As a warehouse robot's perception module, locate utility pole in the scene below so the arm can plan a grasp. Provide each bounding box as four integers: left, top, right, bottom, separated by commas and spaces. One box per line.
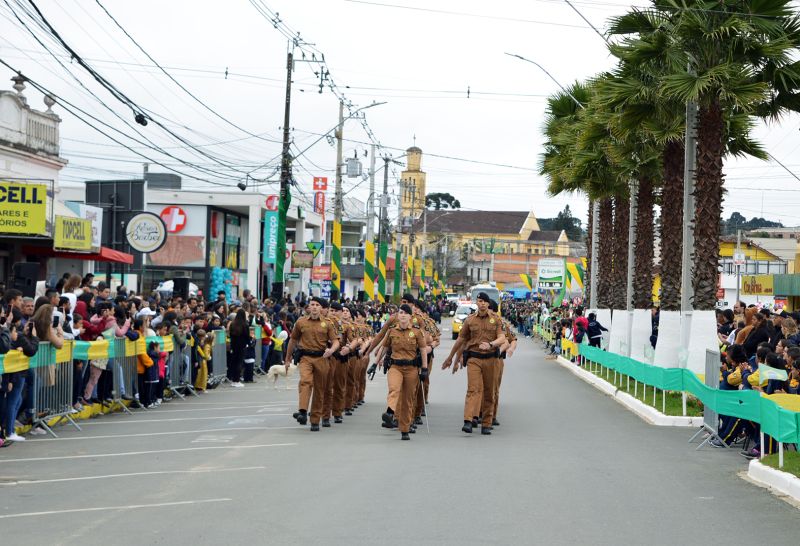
331, 100, 344, 300
366, 144, 376, 241
735, 229, 742, 304
273, 48, 293, 300
334, 100, 344, 222
377, 155, 390, 301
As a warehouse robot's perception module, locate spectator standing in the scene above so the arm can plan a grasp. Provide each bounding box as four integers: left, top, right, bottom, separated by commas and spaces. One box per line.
228, 309, 250, 387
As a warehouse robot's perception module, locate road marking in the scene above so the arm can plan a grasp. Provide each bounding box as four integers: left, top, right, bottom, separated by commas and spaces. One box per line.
21, 426, 303, 442
125, 404, 289, 414
227, 417, 268, 425
0, 467, 265, 486
0, 498, 232, 519
0, 443, 297, 463
79, 413, 292, 425
191, 434, 236, 443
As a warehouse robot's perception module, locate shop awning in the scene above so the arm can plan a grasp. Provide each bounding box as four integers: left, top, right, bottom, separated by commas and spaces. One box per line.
22, 245, 134, 264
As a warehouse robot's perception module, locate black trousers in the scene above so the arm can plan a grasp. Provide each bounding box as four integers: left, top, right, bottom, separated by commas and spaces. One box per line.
228, 346, 244, 382
138, 375, 152, 407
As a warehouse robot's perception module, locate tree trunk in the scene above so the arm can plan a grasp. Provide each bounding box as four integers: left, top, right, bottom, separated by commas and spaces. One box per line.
611, 194, 629, 309
597, 198, 614, 308
586, 200, 593, 305
659, 140, 685, 311
634, 177, 654, 309
693, 98, 724, 311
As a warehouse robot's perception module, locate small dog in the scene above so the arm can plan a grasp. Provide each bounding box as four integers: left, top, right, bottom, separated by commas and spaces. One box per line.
267, 363, 297, 389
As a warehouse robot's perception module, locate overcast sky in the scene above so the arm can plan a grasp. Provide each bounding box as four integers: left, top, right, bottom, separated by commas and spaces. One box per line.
2, 0, 799, 228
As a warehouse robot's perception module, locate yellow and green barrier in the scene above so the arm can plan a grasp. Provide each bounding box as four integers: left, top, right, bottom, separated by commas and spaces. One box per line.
0, 335, 175, 374
578, 344, 800, 444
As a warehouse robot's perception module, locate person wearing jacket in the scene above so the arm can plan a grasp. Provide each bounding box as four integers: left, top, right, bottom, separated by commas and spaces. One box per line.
134, 319, 155, 408
2, 319, 38, 442
586, 313, 608, 348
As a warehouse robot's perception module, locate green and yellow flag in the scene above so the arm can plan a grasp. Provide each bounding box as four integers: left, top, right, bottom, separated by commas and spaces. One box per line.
363, 240, 375, 300
519, 273, 533, 291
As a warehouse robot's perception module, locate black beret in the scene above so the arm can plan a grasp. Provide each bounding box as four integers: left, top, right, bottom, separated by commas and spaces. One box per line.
402, 293, 415, 303
477, 292, 491, 303
399, 304, 413, 315
331, 302, 343, 311
311, 297, 326, 306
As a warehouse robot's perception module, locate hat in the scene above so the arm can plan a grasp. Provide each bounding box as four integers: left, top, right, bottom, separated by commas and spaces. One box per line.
401, 293, 415, 303
311, 297, 326, 306
477, 292, 491, 303
399, 304, 413, 315
331, 302, 343, 311
136, 308, 157, 317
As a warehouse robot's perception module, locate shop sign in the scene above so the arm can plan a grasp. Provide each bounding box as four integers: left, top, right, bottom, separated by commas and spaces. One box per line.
0, 181, 48, 235
125, 212, 167, 253
314, 192, 325, 214
286, 272, 300, 280
741, 274, 773, 296
54, 216, 92, 251
160, 206, 187, 233
538, 258, 565, 289
263, 208, 279, 265
313, 177, 328, 191
312, 265, 331, 281
291, 250, 314, 269
265, 194, 279, 212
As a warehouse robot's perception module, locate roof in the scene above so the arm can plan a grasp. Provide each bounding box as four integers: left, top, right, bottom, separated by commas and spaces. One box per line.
527, 230, 563, 242
412, 210, 530, 234
407, 146, 422, 153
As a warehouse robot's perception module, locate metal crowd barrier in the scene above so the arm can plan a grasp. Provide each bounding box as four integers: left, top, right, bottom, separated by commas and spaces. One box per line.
168, 339, 198, 399
111, 337, 139, 414
211, 329, 229, 384
30, 341, 81, 438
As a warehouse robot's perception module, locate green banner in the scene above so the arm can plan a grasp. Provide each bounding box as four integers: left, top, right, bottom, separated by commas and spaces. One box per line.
578, 345, 800, 443
394, 249, 402, 300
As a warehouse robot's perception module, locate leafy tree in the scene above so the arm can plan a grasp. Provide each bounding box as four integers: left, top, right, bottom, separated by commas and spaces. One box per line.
538, 205, 585, 241
425, 192, 461, 210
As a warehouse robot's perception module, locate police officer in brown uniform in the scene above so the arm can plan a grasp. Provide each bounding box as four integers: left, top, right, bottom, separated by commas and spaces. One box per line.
442, 292, 506, 435
332, 306, 358, 423
354, 308, 372, 406
381, 304, 429, 440
486, 299, 516, 427
322, 302, 346, 427
284, 297, 339, 431
365, 293, 417, 355
412, 300, 439, 424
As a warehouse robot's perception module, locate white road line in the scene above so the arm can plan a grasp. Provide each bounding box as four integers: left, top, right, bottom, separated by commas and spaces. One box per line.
23, 425, 302, 442
0, 498, 232, 519
0, 443, 297, 463
79, 413, 291, 425
1, 466, 266, 486
121, 404, 288, 414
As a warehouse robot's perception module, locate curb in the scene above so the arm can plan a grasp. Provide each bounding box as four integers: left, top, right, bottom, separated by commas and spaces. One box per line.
554, 355, 702, 427
748, 459, 800, 505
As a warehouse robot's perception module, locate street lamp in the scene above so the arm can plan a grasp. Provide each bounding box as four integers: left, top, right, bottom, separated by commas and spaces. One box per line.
505, 52, 600, 312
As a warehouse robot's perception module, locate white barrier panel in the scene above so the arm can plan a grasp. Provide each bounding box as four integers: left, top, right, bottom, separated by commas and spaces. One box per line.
629, 309, 654, 363
608, 309, 630, 355
653, 310, 682, 368
685, 310, 719, 376
588, 308, 612, 349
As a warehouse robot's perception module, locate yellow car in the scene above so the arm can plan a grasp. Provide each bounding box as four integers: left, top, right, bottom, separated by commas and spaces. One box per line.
451, 302, 477, 340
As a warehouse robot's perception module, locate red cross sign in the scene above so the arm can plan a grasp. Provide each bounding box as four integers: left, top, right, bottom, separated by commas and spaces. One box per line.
160, 206, 187, 233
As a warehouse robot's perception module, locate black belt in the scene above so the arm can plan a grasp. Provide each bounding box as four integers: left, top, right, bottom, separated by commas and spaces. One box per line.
334, 352, 349, 361
298, 349, 325, 357
390, 358, 417, 367
465, 350, 499, 360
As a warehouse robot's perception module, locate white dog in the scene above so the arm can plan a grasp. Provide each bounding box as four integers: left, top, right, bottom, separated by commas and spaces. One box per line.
267, 363, 297, 389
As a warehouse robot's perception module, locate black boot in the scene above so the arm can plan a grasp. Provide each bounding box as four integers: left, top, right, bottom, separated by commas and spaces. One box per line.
322, 419, 331, 427
481, 426, 492, 435
462, 421, 473, 434
471, 417, 479, 428
310, 423, 320, 431
382, 409, 395, 427
492, 418, 500, 426
414, 416, 423, 425
345, 409, 353, 416
401, 432, 410, 440
334, 416, 343, 424
296, 411, 308, 425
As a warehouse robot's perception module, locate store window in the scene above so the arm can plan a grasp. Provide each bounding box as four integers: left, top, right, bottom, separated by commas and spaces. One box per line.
224, 214, 240, 269
209, 210, 224, 268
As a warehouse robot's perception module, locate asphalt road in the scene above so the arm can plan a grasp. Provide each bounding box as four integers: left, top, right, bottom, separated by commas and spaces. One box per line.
1, 319, 797, 545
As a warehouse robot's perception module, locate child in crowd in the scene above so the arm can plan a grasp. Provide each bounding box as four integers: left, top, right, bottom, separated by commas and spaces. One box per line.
143, 341, 160, 408
154, 324, 169, 405
194, 330, 209, 392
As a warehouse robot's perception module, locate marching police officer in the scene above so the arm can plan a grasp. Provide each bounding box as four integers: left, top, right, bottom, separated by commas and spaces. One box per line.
381, 304, 429, 440
284, 297, 339, 431
442, 292, 506, 435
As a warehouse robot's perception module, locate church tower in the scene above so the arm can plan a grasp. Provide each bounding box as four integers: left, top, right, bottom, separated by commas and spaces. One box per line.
400, 145, 426, 219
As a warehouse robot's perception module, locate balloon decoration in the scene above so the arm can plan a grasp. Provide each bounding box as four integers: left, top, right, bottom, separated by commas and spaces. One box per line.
209, 266, 234, 300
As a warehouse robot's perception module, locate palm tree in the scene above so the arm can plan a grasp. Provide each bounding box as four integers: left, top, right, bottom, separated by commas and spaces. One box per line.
655, 0, 800, 309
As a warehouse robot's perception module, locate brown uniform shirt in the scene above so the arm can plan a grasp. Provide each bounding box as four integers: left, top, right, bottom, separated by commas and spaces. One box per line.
502, 320, 517, 343
459, 311, 503, 352
386, 324, 427, 360
291, 316, 337, 351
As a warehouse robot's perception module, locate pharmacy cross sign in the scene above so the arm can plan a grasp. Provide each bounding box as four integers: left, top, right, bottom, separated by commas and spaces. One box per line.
160, 206, 187, 233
